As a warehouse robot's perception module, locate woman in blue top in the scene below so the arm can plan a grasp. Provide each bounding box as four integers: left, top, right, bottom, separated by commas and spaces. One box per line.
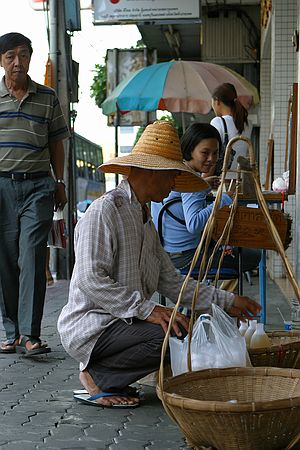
151, 123, 260, 273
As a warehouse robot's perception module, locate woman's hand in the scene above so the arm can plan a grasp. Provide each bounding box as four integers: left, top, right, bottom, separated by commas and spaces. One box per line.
227, 295, 261, 321
146, 305, 189, 337
202, 175, 220, 190
226, 190, 235, 199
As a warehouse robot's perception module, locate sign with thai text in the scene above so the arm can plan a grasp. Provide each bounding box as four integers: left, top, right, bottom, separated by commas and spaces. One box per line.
93, 0, 200, 24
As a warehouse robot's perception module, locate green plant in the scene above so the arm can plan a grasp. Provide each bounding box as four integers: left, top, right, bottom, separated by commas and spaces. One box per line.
133, 114, 182, 146
159, 114, 177, 128
90, 63, 107, 109
90, 40, 145, 109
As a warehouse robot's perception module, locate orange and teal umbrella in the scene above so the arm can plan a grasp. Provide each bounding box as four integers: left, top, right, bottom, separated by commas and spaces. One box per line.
101, 60, 259, 116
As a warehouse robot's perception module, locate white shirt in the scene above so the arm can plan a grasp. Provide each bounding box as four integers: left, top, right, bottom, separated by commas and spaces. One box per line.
210, 115, 253, 177
57, 179, 234, 370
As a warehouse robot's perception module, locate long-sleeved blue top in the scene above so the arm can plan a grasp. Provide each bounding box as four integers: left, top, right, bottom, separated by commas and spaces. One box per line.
151, 188, 232, 253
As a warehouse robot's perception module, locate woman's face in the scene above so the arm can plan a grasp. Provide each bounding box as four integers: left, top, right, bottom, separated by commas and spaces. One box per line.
188, 138, 219, 173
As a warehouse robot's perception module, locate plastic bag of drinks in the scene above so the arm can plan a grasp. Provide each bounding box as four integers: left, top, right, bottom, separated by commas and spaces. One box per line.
169, 304, 250, 376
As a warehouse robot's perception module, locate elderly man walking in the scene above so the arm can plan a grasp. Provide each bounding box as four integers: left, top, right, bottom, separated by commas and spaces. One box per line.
0, 32, 69, 356
58, 121, 260, 408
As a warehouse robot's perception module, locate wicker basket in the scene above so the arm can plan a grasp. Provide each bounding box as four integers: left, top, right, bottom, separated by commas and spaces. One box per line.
249, 331, 300, 368
157, 367, 300, 450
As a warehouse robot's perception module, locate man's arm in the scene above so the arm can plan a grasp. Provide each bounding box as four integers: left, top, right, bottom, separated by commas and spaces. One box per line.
154, 230, 260, 318
49, 140, 67, 210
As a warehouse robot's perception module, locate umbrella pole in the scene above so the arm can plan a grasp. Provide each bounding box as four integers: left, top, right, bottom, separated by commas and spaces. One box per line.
114, 107, 119, 187
181, 111, 186, 132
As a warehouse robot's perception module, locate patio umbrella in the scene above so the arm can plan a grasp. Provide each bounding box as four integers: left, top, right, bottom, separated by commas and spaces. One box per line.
101, 60, 259, 116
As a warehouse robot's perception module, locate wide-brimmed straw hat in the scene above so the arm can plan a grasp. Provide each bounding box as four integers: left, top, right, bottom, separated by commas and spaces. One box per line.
99, 120, 208, 192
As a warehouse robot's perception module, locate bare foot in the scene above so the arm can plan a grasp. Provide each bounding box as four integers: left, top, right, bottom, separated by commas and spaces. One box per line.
0, 338, 19, 353
79, 370, 139, 407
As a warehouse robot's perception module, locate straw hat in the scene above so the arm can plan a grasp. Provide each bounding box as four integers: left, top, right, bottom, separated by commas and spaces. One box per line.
99, 120, 208, 192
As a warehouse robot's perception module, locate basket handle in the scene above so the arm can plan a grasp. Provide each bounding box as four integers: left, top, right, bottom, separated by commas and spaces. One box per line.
220, 136, 300, 304
219, 135, 257, 182
158, 137, 256, 398
284, 431, 300, 450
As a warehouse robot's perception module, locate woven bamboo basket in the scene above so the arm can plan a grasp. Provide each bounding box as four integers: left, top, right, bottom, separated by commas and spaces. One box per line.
249, 331, 300, 368
157, 367, 300, 450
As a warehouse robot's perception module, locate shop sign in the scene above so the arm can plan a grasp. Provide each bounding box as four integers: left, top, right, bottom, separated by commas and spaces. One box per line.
93, 0, 200, 24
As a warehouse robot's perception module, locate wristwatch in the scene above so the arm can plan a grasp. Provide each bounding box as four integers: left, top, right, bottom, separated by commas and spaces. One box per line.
56, 179, 66, 187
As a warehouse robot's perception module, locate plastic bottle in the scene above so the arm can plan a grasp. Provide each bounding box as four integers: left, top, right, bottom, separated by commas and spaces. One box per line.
239, 320, 248, 336
291, 299, 300, 330
244, 320, 257, 348
250, 323, 272, 349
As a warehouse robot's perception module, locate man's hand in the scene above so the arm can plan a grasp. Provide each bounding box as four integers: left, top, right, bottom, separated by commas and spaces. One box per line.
54, 184, 67, 211
227, 295, 261, 321
146, 305, 189, 337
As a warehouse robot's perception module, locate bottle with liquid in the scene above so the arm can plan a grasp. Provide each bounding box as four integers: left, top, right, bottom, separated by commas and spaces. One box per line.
239, 320, 248, 336
244, 320, 257, 348
250, 323, 272, 349
291, 299, 300, 330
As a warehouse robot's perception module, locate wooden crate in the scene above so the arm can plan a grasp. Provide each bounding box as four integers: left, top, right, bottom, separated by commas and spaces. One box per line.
212, 206, 291, 250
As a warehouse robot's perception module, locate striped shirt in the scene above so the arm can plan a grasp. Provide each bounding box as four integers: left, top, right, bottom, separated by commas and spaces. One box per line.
0, 76, 70, 172
57, 180, 234, 370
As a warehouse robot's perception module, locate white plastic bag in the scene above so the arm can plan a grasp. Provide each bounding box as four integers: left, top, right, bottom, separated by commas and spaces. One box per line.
272, 171, 289, 192
48, 210, 66, 249
169, 304, 250, 376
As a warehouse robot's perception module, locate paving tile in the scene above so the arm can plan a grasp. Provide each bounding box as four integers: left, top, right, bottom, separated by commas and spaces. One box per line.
118, 426, 182, 441
45, 426, 85, 442
83, 423, 119, 441
109, 438, 152, 450
39, 442, 104, 449
0, 441, 40, 450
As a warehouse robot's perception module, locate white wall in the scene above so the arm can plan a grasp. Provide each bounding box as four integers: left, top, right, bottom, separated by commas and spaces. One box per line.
260, 0, 298, 279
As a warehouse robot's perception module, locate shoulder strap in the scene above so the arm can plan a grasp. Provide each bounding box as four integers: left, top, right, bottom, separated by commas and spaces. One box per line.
157, 197, 185, 246
220, 116, 229, 145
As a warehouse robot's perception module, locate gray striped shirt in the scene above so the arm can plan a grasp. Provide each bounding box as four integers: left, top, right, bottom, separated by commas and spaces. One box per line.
0, 76, 69, 172
57, 180, 234, 370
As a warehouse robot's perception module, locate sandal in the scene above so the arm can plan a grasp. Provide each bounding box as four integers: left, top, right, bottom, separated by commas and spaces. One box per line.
74, 392, 140, 408
73, 386, 140, 398
15, 336, 51, 356
0, 338, 19, 354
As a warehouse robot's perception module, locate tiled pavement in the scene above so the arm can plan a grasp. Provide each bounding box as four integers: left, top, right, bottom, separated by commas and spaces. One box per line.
0, 275, 295, 449
0, 280, 191, 450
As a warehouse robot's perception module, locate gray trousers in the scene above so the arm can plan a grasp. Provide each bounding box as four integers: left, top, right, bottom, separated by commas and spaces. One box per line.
87, 319, 173, 392
0, 176, 55, 341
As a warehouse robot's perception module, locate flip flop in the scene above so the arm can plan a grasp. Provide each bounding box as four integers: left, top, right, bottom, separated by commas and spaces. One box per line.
73, 389, 88, 395
74, 392, 140, 408
73, 386, 140, 396
15, 336, 51, 357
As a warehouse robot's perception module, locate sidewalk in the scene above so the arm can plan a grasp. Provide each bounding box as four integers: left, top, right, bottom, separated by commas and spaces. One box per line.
0, 275, 293, 449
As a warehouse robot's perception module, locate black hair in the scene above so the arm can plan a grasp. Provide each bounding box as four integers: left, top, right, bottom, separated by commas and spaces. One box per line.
212, 82, 248, 133
181, 123, 222, 161
0, 32, 33, 56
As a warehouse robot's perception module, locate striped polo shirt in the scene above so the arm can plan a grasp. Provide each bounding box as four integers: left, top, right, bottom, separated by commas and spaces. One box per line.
0, 76, 70, 172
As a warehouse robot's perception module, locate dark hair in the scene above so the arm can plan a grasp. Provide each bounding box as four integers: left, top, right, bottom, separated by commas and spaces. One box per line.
212, 82, 248, 133
181, 123, 222, 161
0, 32, 33, 56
